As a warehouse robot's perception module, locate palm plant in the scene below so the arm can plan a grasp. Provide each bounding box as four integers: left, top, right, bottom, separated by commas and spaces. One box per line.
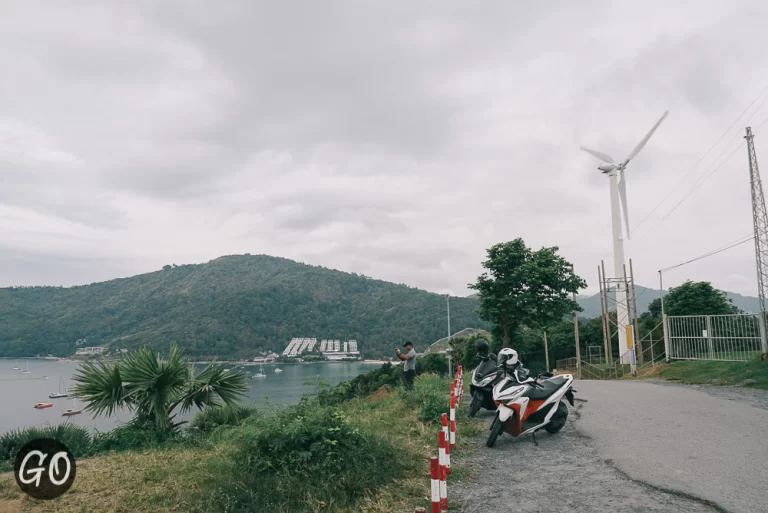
71, 344, 249, 431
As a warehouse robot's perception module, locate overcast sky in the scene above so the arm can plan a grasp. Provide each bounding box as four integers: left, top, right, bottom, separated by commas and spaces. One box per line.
2, 0, 768, 297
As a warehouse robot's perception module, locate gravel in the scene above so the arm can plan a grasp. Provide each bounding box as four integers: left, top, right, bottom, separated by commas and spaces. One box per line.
449, 404, 719, 513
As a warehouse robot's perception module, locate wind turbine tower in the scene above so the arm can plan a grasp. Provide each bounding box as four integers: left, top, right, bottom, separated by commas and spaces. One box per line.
581, 111, 668, 364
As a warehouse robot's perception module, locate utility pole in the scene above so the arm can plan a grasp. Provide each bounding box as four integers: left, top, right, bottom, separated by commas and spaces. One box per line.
629, 259, 642, 364
543, 331, 550, 373
446, 295, 453, 376
623, 264, 637, 377
598, 265, 610, 365
745, 127, 768, 357
572, 264, 581, 379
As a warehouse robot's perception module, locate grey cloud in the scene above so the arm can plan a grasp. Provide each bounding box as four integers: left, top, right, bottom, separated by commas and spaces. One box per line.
1, 0, 767, 300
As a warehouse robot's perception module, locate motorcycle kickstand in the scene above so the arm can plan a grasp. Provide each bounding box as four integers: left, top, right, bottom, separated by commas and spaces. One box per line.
532, 430, 539, 446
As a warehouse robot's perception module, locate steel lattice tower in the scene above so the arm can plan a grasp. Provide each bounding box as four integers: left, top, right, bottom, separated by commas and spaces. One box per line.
745, 127, 768, 315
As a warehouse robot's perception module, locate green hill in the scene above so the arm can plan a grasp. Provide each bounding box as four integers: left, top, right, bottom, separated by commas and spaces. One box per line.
0, 255, 490, 359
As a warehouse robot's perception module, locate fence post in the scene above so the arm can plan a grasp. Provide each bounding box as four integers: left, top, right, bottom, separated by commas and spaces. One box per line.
760, 311, 768, 356
663, 314, 671, 362
705, 316, 714, 359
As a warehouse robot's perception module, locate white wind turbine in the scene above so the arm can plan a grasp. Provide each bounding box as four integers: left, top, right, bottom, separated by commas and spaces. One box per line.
581, 110, 668, 364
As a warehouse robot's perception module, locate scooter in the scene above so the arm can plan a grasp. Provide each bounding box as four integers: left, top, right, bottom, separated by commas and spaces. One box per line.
468, 354, 500, 418
485, 368, 575, 448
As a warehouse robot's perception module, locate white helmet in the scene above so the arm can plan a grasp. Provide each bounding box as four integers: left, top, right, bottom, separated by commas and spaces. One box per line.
497, 348, 519, 368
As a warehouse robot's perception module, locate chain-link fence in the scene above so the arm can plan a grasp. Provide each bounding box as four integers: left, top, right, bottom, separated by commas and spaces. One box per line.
665, 313, 765, 362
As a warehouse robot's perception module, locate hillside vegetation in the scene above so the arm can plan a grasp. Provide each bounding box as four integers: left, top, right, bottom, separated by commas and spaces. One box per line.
0, 254, 489, 359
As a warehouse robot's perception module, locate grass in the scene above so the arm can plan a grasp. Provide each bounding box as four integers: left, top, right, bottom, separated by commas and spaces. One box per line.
641, 358, 768, 389
0, 373, 484, 513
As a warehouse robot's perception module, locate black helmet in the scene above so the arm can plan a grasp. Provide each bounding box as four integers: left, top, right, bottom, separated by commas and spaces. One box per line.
474, 338, 490, 356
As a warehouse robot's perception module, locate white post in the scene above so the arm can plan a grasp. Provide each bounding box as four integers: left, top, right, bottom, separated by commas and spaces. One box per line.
663, 314, 671, 362
760, 311, 768, 355
609, 170, 630, 363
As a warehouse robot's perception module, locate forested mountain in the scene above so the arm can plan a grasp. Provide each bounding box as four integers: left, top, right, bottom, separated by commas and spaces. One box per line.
0, 255, 490, 359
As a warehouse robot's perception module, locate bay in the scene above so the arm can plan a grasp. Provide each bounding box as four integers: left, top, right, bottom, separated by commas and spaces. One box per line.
0, 359, 381, 435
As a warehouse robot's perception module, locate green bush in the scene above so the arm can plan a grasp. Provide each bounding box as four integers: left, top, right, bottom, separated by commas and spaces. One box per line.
317, 362, 402, 406
0, 424, 92, 463
405, 373, 449, 424
189, 403, 260, 433
417, 353, 448, 376
214, 401, 402, 512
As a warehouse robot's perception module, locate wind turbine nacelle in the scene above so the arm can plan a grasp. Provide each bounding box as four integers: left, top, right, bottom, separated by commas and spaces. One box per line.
598, 164, 615, 173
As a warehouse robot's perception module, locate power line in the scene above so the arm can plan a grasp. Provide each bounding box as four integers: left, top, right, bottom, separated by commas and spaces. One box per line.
658, 91, 768, 222
659, 234, 755, 273
660, 139, 745, 220
631, 82, 768, 235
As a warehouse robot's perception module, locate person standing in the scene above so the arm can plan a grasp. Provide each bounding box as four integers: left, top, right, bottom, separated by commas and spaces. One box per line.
395, 341, 417, 390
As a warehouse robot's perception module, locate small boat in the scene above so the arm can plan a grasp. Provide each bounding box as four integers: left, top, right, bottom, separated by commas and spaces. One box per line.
62, 399, 82, 416
252, 366, 267, 379
12, 358, 20, 371
274, 368, 283, 373
41, 376, 49, 380
34, 402, 53, 409
49, 377, 69, 399
21, 359, 31, 375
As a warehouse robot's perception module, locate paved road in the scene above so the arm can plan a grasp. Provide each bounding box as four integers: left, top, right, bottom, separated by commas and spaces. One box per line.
574, 380, 768, 513
450, 405, 718, 513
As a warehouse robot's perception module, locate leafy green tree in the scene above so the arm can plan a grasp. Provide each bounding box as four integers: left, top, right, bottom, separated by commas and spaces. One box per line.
647, 281, 741, 318
416, 353, 448, 376
469, 239, 586, 347
71, 344, 248, 431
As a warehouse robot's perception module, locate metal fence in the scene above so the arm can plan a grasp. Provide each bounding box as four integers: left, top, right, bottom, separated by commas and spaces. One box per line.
665, 313, 765, 362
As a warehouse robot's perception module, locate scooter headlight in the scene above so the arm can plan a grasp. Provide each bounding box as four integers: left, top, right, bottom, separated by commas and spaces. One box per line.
479, 375, 496, 387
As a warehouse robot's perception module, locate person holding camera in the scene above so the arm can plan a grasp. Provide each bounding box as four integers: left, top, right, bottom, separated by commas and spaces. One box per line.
395, 341, 417, 390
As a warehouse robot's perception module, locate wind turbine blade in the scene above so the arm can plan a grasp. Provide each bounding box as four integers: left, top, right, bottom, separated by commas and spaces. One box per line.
580, 146, 615, 163
625, 110, 669, 163
618, 169, 630, 240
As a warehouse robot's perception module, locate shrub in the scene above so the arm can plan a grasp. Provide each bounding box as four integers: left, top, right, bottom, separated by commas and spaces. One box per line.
189, 403, 259, 433
404, 373, 449, 424
417, 353, 448, 376
215, 401, 402, 512
318, 362, 403, 405
0, 424, 92, 463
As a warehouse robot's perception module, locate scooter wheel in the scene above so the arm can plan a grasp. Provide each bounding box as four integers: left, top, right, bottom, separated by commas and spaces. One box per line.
486, 416, 504, 448
469, 395, 482, 418
544, 401, 569, 434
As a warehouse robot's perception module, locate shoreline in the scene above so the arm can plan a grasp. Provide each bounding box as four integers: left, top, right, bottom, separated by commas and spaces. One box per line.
2, 357, 397, 366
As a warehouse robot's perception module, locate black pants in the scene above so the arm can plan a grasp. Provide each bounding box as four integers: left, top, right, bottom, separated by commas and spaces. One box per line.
403, 369, 415, 390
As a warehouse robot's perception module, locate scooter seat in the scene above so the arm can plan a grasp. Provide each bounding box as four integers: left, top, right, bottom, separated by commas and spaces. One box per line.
523, 376, 568, 401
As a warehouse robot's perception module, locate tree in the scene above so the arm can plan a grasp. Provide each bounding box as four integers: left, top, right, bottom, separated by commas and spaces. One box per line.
469, 239, 586, 347
647, 281, 740, 317
71, 344, 248, 431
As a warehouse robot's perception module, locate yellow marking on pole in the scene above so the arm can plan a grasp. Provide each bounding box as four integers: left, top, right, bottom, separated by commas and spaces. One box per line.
626, 325, 634, 350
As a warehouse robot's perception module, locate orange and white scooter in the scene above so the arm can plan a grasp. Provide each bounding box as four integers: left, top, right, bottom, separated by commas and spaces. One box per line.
486, 348, 575, 448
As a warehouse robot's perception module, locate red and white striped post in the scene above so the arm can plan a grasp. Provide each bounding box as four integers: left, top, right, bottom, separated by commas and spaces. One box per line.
437, 431, 448, 510
440, 463, 448, 511
441, 413, 451, 474
449, 383, 456, 448
429, 456, 440, 513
